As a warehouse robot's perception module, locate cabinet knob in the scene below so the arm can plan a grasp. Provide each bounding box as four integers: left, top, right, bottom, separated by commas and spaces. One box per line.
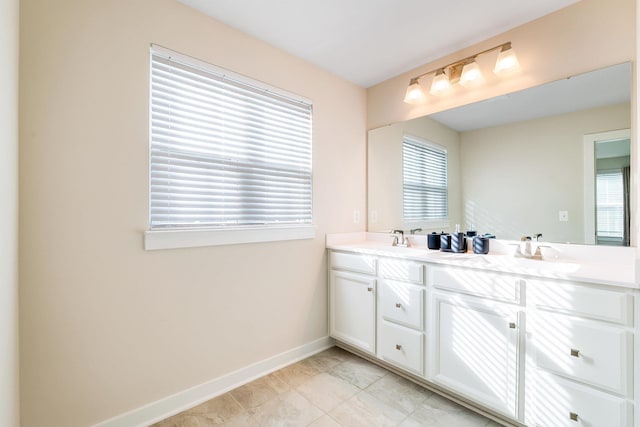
570, 348, 580, 358
508, 322, 516, 329
569, 412, 579, 421
395, 344, 402, 350
367, 287, 373, 292
395, 303, 402, 308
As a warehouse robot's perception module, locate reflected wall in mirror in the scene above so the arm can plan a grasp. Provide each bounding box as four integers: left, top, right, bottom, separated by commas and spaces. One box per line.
368, 62, 632, 245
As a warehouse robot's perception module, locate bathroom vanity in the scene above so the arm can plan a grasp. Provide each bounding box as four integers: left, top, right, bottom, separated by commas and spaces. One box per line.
327, 232, 639, 427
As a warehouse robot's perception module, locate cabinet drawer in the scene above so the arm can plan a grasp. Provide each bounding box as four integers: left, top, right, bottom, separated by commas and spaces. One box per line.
531, 371, 632, 427
380, 321, 423, 375
534, 311, 631, 395
430, 267, 521, 302
379, 259, 423, 284
330, 251, 377, 275
530, 280, 632, 325
381, 280, 424, 330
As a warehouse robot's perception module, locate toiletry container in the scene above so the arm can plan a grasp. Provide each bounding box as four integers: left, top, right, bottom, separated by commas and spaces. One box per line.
451, 232, 467, 253
428, 232, 444, 250
473, 236, 490, 254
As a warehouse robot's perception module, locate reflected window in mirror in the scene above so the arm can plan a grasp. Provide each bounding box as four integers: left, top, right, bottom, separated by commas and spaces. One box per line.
596, 170, 627, 245
402, 135, 448, 223
595, 136, 631, 246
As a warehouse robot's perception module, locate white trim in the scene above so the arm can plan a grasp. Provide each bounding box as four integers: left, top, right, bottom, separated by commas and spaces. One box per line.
144, 224, 317, 250
92, 336, 334, 427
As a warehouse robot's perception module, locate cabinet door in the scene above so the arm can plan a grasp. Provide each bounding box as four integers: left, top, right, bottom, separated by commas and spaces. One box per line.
329, 270, 376, 354
430, 292, 521, 418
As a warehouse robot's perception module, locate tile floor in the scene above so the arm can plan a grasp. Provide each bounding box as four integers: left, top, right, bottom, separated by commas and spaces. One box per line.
151, 346, 504, 427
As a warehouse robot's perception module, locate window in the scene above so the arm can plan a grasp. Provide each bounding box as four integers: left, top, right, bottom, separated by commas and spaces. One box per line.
146, 46, 314, 249
596, 169, 624, 242
402, 135, 448, 222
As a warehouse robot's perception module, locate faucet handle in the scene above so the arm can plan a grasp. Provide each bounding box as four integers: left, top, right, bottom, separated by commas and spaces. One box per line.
410, 228, 422, 235
533, 244, 551, 259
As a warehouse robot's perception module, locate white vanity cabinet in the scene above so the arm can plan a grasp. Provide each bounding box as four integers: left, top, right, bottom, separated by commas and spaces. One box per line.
326, 245, 638, 427
378, 259, 425, 375
525, 280, 635, 427
428, 266, 524, 419
329, 251, 377, 354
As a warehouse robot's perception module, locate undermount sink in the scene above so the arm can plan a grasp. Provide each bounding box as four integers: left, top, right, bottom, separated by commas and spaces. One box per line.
433, 251, 579, 273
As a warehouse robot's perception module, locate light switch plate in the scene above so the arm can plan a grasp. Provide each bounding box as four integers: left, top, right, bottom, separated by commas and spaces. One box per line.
559, 210, 569, 222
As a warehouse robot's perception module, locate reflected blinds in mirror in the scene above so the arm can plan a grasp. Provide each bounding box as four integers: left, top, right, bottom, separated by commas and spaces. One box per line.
596, 170, 625, 243
402, 135, 448, 221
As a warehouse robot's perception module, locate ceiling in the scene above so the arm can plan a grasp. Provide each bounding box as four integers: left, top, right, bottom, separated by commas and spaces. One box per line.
177, 0, 579, 88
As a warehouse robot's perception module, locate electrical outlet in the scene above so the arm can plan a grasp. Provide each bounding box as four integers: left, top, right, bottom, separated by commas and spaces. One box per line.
559, 210, 569, 222
353, 210, 360, 224
370, 210, 378, 224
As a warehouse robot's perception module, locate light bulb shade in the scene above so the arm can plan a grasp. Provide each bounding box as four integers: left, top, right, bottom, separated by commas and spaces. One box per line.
494, 45, 520, 76
403, 80, 426, 104
459, 61, 484, 88
430, 70, 452, 96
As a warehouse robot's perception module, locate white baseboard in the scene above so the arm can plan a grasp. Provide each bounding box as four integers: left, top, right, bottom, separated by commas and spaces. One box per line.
93, 336, 334, 427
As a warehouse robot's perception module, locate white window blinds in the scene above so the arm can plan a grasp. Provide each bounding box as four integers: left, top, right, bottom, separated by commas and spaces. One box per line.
403, 135, 448, 221
596, 170, 624, 239
149, 46, 313, 229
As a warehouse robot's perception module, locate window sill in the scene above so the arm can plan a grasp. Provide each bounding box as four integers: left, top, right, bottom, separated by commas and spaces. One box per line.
144, 224, 317, 251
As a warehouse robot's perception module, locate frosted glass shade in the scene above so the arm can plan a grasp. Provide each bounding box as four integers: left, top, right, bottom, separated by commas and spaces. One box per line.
494, 45, 521, 76
430, 70, 452, 96
459, 61, 484, 88
404, 81, 426, 104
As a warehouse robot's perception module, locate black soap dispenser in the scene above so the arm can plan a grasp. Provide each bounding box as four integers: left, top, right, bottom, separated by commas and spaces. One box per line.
428, 232, 442, 250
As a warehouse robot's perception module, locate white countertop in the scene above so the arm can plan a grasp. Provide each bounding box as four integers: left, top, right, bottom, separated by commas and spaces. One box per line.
327, 233, 639, 289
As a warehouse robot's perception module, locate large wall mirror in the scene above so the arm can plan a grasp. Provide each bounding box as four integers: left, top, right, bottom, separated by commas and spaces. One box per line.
368, 62, 632, 246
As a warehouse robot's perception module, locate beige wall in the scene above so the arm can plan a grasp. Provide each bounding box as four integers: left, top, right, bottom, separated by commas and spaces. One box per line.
1, 0, 20, 425
367, 0, 635, 130
18, 1, 366, 426
461, 103, 630, 243
368, 116, 461, 232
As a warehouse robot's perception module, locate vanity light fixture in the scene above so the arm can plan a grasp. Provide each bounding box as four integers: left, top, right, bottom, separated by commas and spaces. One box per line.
459, 60, 484, 88
403, 41, 520, 104
404, 77, 427, 104
429, 68, 452, 96
493, 42, 521, 76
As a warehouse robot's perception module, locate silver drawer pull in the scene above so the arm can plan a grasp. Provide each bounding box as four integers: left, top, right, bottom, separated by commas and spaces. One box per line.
508, 322, 516, 329
569, 412, 578, 421
570, 348, 580, 358
395, 303, 402, 308
395, 344, 402, 350
367, 287, 373, 292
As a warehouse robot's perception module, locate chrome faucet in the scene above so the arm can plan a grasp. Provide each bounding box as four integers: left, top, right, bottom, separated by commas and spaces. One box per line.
513, 234, 547, 259
391, 229, 409, 247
